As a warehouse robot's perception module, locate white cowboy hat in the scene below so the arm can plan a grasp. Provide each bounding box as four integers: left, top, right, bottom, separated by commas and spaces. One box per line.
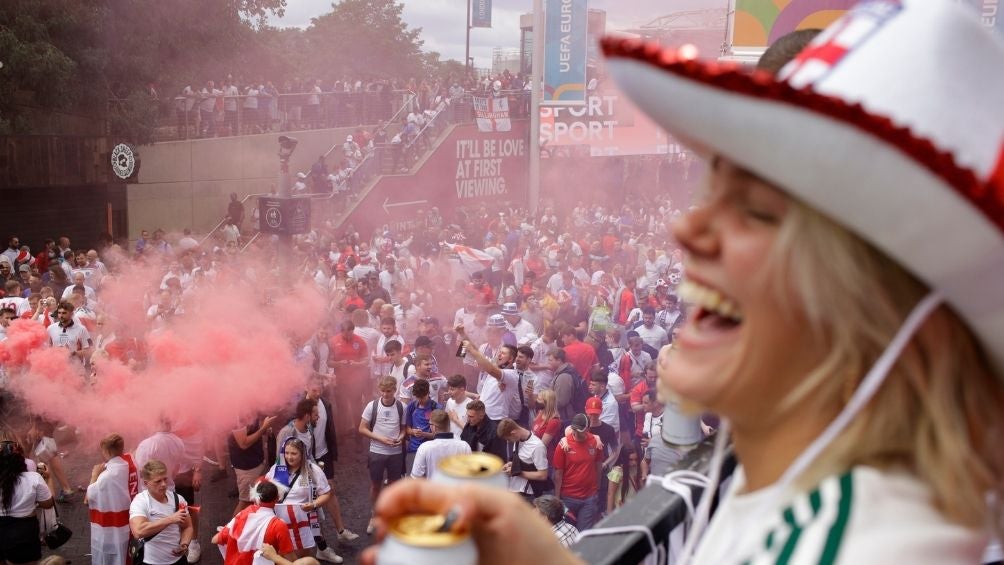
603, 0, 1004, 369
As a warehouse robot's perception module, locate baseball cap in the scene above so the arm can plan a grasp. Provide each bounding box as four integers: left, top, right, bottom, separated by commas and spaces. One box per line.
570, 414, 589, 433
585, 397, 603, 415
18, 264, 30, 272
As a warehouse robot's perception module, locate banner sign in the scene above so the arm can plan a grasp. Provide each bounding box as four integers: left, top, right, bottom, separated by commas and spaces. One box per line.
734, 0, 856, 49
472, 0, 492, 28
342, 122, 529, 236
540, 93, 682, 157
543, 0, 588, 105
258, 197, 311, 235
959, 0, 1002, 34
473, 96, 511, 132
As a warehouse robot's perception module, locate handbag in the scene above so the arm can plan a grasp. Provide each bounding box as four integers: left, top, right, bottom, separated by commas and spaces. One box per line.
41, 503, 73, 549
128, 491, 179, 563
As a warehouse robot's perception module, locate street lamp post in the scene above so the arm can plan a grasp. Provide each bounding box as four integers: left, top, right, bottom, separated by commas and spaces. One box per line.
529, 0, 544, 215
465, 0, 472, 77
276, 135, 298, 267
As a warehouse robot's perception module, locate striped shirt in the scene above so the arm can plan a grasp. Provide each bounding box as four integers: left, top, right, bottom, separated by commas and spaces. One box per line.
691, 466, 986, 565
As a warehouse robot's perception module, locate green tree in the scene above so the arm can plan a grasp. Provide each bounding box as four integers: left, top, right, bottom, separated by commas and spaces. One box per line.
0, 0, 287, 141
303, 0, 425, 81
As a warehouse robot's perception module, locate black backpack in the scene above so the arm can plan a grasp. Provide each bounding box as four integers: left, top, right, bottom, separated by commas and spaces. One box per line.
367, 399, 404, 431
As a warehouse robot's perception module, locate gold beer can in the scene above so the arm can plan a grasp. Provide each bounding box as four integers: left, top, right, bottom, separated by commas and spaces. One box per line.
434, 452, 507, 489
377, 514, 477, 565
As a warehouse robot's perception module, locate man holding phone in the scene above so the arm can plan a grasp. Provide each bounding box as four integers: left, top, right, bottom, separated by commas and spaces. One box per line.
359, 376, 406, 535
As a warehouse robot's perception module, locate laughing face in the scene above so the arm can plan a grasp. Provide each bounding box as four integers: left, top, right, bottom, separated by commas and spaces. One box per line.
661, 157, 827, 427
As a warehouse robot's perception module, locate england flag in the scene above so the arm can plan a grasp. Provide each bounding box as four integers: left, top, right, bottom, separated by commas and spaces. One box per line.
474, 96, 511, 132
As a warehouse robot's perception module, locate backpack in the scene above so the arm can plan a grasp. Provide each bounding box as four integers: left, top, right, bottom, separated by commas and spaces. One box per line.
558, 366, 590, 416
367, 399, 404, 431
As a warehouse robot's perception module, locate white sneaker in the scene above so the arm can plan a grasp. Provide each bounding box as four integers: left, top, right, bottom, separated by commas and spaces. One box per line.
337, 528, 360, 542
366, 519, 376, 535
315, 547, 343, 564
186, 540, 202, 563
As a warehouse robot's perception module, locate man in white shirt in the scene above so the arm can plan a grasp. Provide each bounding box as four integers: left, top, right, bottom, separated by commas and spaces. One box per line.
457, 328, 520, 422
60, 272, 97, 302
0, 281, 30, 316
47, 301, 92, 360
223, 79, 239, 135
359, 376, 406, 535
501, 303, 536, 345
635, 307, 669, 351
410, 410, 471, 479
133, 422, 186, 490
496, 418, 549, 498
373, 317, 403, 380
452, 292, 479, 331
444, 374, 472, 438
199, 80, 219, 137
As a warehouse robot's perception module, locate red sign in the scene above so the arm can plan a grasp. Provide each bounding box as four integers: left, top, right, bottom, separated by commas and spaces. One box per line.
342, 121, 529, 236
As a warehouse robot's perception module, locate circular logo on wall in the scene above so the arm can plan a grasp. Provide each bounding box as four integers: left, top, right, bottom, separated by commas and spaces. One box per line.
265, 207, 282, 228
110, 144, 136, 179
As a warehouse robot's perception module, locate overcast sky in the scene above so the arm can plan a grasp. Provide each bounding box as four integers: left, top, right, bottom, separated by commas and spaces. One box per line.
271, 0, 725, 68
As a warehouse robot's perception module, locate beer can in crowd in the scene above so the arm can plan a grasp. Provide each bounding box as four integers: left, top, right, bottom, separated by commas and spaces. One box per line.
377, 514, 476, 565
434, 453, 506, 490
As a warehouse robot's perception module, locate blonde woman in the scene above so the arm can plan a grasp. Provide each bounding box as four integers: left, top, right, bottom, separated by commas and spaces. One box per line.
531, 390, 562, 467
362, 2, 1004, 565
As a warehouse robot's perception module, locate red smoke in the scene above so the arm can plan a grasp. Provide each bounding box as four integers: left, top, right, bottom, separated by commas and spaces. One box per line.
3, 252, 326, 446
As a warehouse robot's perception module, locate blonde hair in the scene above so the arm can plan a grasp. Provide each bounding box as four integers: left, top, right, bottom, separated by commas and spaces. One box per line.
141, 459, 168, 481
536, 389, 558, 424
770, 198, 1004, 529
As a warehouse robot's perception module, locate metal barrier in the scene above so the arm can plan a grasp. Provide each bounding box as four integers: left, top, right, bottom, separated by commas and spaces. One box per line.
130, 89, 531, 143
571, 436, 737, 565
138, 90, 415, 142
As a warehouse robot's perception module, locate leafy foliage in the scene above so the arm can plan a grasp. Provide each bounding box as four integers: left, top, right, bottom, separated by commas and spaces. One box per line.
0, 0, 464, 142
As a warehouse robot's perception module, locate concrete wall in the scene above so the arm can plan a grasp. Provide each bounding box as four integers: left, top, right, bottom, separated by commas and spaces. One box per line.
128, 127, 357, 238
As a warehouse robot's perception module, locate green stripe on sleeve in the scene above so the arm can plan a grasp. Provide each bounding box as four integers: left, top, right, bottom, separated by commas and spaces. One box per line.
818, 472, 854, 565
775, 507, 803, 565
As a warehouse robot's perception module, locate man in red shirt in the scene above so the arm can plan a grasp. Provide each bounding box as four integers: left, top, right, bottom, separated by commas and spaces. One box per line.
329, 320, 369, 445
560, 327, 598, 382
615, 274, 637, 326
213, 481, 294, 565
553, 413, 603, 530
630, 365, 658, 443
466, 272, 495, 305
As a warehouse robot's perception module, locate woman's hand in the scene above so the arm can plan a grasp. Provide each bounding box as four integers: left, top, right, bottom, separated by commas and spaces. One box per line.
361, 480, 581, 565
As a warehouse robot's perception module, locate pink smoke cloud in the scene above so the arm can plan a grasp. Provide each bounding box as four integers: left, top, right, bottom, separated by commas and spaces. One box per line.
3, 251, 326, 446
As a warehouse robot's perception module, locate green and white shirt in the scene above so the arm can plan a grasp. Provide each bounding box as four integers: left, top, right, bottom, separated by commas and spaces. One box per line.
691, 466, 986, 565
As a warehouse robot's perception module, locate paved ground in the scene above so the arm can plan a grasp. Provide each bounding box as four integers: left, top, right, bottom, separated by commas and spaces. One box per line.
44, 434, 376, 565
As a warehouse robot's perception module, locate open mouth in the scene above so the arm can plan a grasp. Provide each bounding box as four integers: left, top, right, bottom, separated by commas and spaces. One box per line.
678, 280, 743, 334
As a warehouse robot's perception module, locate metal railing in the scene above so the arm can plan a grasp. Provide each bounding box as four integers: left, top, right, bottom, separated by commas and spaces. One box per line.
571, 436, 737, 564
135, 90, 426, 142
212, 88, 530, 242
200, 192, 269, 246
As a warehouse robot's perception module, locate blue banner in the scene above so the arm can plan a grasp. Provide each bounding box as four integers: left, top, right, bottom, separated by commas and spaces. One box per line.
471, 0, 492, 28
543, 0, 588, 105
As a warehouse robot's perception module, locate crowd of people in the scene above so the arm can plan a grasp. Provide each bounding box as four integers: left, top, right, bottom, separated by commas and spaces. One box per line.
0, 188, 709, 563
163, 70, 529, 141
